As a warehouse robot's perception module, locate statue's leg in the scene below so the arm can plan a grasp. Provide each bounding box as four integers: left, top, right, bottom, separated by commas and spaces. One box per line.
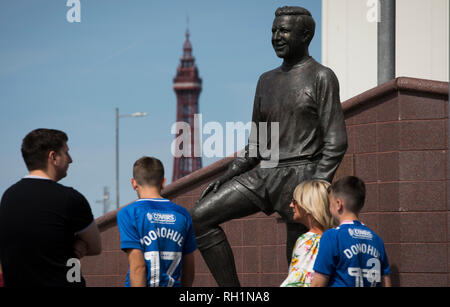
190, 180, 260, 287
274, 192, 308, 267
272, 164, 316, 267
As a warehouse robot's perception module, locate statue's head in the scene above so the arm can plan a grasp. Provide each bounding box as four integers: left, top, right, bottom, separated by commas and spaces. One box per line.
272, 6, 316, 60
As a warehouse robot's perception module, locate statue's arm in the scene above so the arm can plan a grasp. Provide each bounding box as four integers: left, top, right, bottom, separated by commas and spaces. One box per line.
312, 69, 348, 183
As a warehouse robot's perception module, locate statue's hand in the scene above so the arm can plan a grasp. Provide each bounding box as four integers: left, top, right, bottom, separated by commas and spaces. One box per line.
198, 179, 223, 201
198, 158, 251, 201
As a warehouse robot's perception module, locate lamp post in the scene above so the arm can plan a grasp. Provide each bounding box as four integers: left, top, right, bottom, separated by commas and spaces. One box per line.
115, 108, 147, 209
378, 0, 396, 85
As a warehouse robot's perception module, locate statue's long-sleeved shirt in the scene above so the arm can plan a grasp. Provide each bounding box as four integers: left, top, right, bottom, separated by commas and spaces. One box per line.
235, 57, 347, 183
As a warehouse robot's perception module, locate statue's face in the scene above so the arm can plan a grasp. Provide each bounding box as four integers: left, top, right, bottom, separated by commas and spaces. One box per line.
271, 15, 305, 59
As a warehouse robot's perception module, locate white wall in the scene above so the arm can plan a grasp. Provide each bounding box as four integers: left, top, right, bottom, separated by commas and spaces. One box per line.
322, 0, 449, 101
396, 0, 449, 83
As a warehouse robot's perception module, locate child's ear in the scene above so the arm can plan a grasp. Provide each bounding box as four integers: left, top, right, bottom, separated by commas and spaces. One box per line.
161, 178, 167, 190
131, 178, 138, 190
336, 197, 344, 213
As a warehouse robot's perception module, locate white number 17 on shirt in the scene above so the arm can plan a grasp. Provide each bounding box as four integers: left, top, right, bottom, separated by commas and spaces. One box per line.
144, 251, 182, 287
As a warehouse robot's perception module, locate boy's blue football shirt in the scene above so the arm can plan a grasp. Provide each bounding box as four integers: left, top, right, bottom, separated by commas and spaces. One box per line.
117, 198, 197, 287
313, 220, 391, 287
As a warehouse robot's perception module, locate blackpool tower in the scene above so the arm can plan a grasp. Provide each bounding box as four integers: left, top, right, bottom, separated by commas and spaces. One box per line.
172, 29, 203, 182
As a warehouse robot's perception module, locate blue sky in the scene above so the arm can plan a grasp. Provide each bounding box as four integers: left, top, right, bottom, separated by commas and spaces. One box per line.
0, 0, 322, 218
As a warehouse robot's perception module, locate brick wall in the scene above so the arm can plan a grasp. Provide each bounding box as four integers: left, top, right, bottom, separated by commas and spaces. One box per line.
335, 77, 449, 286
81, 77, 449, 287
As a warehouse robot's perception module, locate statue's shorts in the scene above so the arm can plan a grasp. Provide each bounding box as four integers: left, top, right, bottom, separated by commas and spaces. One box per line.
231, 160, 318, 223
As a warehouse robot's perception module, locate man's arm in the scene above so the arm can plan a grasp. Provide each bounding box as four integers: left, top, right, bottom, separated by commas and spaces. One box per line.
68, 189, 100, 257
180, 252, 195, 287
310, 272, 329, 287
74, 222, 102, 258
127, 249, 147, 287
382, 275, 392, 287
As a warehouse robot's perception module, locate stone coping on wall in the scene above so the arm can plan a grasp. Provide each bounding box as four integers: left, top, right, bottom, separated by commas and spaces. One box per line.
343, 77, 448, 114
94, 77, 449, 234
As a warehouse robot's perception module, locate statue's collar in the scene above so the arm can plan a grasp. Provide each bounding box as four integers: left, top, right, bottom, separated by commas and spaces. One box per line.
281, 56, 313, 71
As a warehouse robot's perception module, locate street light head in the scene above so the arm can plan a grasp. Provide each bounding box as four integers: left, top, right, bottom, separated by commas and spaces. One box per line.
131, 112, 147, 117
119, 111, 148, 118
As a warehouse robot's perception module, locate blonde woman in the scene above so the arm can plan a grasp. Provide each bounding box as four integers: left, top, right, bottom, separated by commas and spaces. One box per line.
280, 180, 335, 287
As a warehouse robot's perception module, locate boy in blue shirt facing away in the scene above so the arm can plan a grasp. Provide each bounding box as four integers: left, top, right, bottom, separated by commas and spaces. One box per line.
311, 176, 391, 287
117, 157, 197, 287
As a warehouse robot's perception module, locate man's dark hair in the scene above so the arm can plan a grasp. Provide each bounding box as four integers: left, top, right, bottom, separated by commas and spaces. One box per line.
133, 156, 165, 189
21, 128, 68, 171
275, 6, 316, 46
329, 176, 366, 213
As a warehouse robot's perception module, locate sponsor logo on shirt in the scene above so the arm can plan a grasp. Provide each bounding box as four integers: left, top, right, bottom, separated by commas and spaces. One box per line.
348, 228, 373, 240
147, 212, 176, 224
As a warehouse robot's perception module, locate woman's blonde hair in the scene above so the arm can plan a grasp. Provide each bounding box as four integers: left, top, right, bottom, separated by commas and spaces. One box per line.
293, 179, 335, 230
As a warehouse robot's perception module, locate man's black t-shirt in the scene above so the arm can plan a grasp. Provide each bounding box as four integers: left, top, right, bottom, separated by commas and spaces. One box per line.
0, 178, 94, 287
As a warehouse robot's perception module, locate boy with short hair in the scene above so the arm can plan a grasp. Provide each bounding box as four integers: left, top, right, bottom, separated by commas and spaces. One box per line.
311, 176, 391, 287
117, 157, 197, 287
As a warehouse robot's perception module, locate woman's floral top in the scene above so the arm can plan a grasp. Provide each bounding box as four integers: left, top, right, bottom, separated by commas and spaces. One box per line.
280, 232, 321, 287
